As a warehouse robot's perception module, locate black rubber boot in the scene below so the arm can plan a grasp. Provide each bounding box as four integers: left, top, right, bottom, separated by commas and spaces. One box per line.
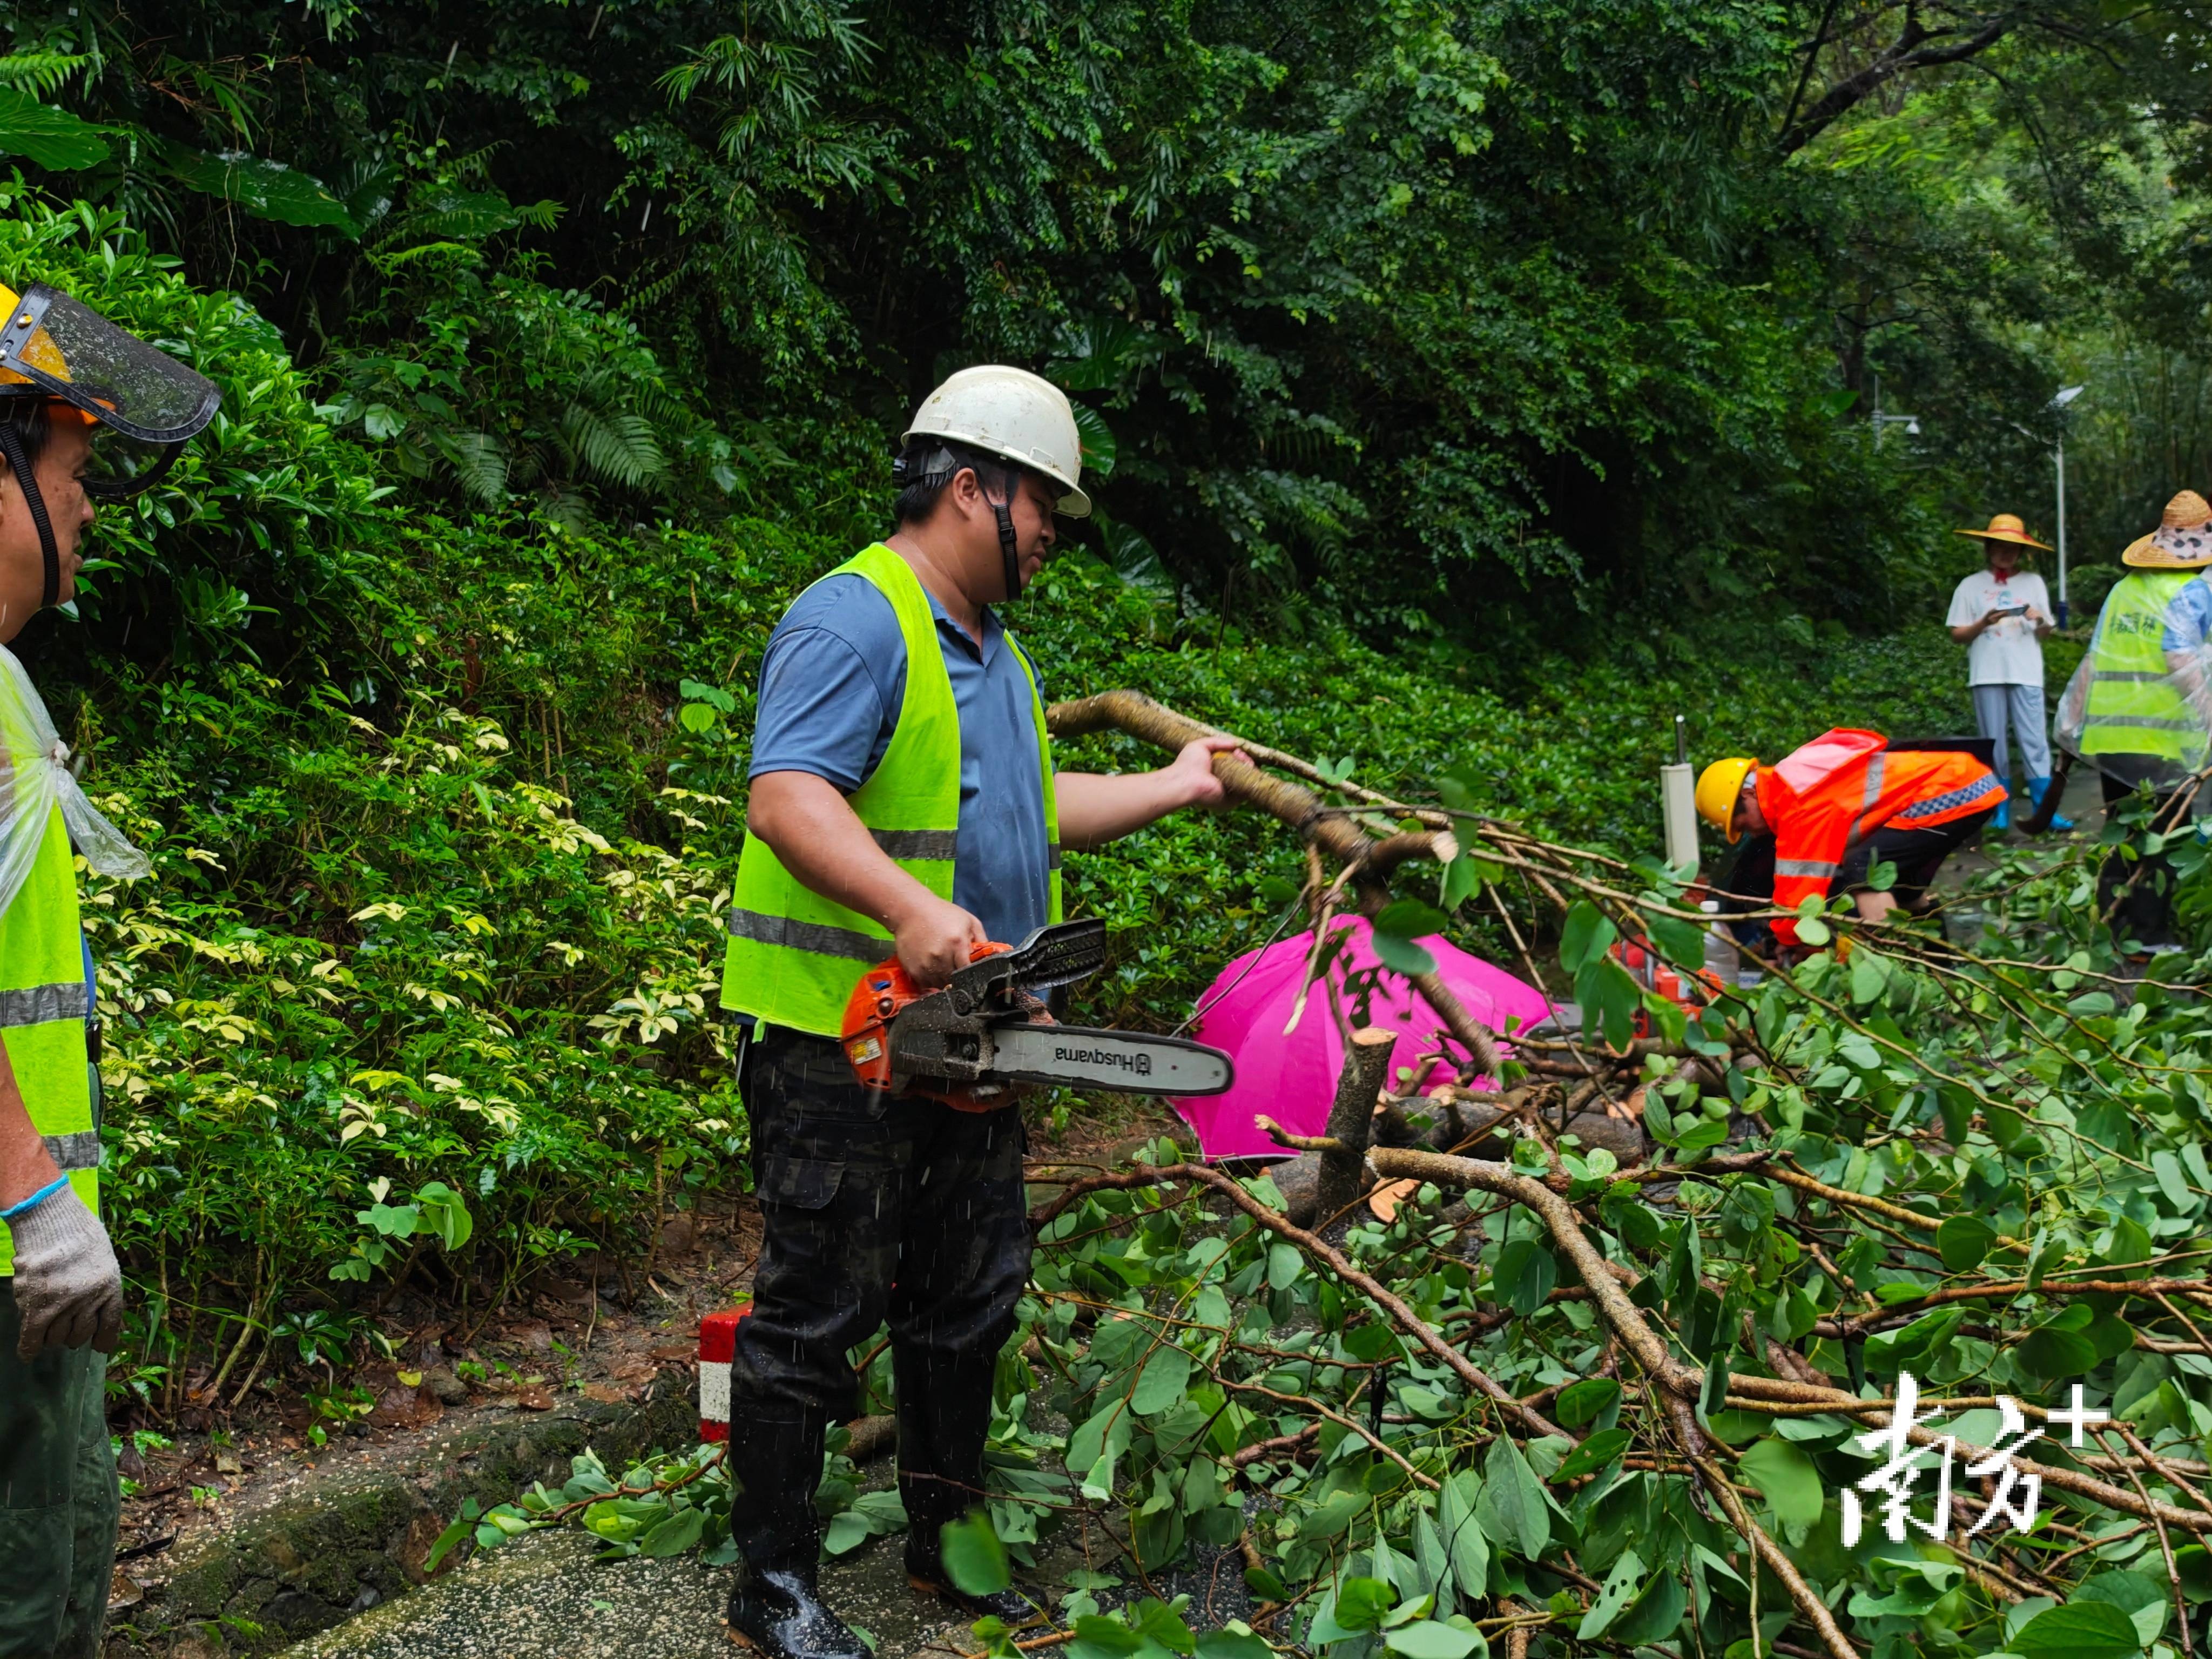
723, 1404, 870, 1659
903, 1523, 1043, 1626
894, 1347, 1041, 1626
729, 1564, 873, 1659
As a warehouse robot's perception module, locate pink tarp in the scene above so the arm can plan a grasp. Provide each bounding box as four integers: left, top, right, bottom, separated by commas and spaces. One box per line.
1169, 915, 1553, 1161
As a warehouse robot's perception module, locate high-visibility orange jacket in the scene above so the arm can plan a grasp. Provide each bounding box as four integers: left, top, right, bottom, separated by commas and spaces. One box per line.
1758, 729, 2005, 945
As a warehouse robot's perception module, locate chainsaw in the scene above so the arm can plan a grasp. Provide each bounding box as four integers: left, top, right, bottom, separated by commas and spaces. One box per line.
840, 918, 1236, 1110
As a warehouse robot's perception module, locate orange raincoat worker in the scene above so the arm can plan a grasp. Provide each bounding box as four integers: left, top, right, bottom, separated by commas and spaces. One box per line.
1696, 730, 2004, 946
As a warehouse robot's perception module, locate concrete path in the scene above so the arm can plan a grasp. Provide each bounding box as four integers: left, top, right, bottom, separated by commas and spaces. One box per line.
276, 1526, 973, 1659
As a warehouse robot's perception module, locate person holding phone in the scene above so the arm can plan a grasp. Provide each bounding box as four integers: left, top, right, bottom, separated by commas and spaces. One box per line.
1946, 512, 2067, 832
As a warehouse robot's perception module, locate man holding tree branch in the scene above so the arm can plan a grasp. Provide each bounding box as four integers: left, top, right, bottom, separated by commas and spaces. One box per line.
716, 365, 1243, 1659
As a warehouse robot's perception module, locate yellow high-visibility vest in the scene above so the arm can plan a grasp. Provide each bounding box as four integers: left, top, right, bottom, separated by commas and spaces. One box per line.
720, 543, 1062, 1037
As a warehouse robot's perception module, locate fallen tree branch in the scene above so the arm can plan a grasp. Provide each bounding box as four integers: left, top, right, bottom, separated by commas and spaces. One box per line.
1046, 689, 1503, 1078
1030, 1158, 1565, 1440
1363, 1145, 2212, 1538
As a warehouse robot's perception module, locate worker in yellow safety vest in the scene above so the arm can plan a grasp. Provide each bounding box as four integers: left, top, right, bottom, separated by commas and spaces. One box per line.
0, 279, 215, 1658
717, 366, 1243, 1658
2054, 490, 2212, 951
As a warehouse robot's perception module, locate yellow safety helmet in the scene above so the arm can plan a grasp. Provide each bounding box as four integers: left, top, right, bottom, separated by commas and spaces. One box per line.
1695, 756, 1759, 843
0, 278, 219, 608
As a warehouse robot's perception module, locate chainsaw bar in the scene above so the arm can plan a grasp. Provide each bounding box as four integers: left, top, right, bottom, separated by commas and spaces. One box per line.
977, 1023, 1235, 1096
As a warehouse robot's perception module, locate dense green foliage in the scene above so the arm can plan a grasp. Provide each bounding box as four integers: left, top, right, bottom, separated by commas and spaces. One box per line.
11, 0, 2212, 650
4, 6, 2212, 1655
462, 822, 2212, 1659
0, 192, 1987, 1418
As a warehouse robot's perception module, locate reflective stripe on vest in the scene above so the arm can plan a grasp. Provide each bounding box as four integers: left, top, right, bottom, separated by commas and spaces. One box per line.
1893, 771, 2004, 824
720, 544, 1063, 1037
0, 807, 93, 1277
2082, 572, 2199, 761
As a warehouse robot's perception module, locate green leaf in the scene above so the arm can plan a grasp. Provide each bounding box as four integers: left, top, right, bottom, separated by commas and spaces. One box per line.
1795, 915, 1832, 947
1559, 901, 1617, 975
1554, 1378, 1621, 1429
1197, 1624, 1273, 1659
1437, 1472, 1490, 1599
1331, 1577, 1396, 1633
1475, 1437, 1549, 1559
1383, 1620, 1481, 1659
1575, 955, 1643, 1051
2152, 1150, 2196, 1213
1937, 1215, 1996, 1273
1377, 898, 1448, 939
1131, 1345, 1193, 1415
2073, 1573, 2168, 1646
1578, 1549, 1645, 1639
1132, 1598, 1197, 1655
423, 1499, 482, 1574
1372, 930, 1439, 978
0, 87, 109, 170
1736, 1437, 1823, 1530
1550, 1428, 1629, 1483
1267, 1242, 1303, 1292
1069, 400, 1117, 480
159, 140, 360, 234
2013, 1601, 2145, 1659
2020, 1319, 2100, 1382
1609, 1569, 1688, 1644
1441, 852, 1483, 911
638, 1506, 704, 1557
940, 1510, 1011, 1597
1643, 910, 1705, 971
1492, 1238, 1557, 1318
1071, 1615, 1146, 1655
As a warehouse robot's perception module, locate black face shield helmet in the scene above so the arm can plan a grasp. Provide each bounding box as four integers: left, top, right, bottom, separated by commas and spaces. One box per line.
0, 281, 222, 609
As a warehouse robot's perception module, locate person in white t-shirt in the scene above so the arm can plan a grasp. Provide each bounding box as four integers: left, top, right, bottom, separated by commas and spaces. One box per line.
1945, 512, 2067, 832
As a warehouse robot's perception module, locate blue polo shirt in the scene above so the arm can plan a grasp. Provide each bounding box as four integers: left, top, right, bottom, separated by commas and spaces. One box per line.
748, 569, 1054, 947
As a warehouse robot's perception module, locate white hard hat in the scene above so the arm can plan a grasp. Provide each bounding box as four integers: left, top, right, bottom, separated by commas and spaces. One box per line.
902, 364, 1091, 518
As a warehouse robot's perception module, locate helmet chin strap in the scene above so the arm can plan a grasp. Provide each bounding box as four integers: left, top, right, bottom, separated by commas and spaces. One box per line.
0, 420, 60, 611
983, 474, 1024, 603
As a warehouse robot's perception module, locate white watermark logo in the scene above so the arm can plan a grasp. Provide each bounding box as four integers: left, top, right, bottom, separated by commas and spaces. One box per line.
1840, 1373, 2110, 1545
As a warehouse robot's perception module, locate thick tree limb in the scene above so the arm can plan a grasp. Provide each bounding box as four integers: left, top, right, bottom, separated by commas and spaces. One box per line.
1779, 8, 2015, 153
1047, 689, 1503, 1078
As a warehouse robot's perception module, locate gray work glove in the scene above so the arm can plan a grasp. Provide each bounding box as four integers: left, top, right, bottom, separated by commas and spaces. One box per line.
8, 1182, 123, 1359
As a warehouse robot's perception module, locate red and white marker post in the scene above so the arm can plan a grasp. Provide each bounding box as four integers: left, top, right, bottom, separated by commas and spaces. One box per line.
698, 1305, 750, 1444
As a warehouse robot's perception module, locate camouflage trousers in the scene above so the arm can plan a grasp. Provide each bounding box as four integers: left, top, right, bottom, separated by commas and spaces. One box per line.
0, 1282, 118, 1659
728, 1026, 1030, 1540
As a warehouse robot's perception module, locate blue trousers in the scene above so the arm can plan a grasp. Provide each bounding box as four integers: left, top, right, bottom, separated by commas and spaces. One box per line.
1972, 682, 2052, 780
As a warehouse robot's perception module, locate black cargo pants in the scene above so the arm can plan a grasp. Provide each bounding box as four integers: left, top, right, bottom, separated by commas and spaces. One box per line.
727, 1024, 1031, 1561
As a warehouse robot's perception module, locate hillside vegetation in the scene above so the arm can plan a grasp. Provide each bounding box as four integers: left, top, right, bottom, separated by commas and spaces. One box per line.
5, 8, 2212, 1658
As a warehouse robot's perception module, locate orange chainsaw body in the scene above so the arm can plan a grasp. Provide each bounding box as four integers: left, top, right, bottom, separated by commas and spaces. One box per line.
840, 941, 1049, 1112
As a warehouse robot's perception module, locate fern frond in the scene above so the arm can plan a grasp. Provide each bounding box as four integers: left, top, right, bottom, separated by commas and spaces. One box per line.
435, 430, 512, 505
561, 405, 668, 491
0, 54, 93, 97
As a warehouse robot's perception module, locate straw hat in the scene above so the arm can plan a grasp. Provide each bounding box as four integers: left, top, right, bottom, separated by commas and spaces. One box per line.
1953, 512, 2052, 550
2122, 491, 2212, 569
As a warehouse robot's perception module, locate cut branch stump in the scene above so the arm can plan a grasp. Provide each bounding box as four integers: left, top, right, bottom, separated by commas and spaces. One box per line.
1313, 1027, 1396, 1223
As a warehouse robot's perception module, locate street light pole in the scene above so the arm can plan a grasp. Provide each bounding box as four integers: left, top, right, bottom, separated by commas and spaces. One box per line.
1870, 373, 1920, 447
2051, 384, 2085, 628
